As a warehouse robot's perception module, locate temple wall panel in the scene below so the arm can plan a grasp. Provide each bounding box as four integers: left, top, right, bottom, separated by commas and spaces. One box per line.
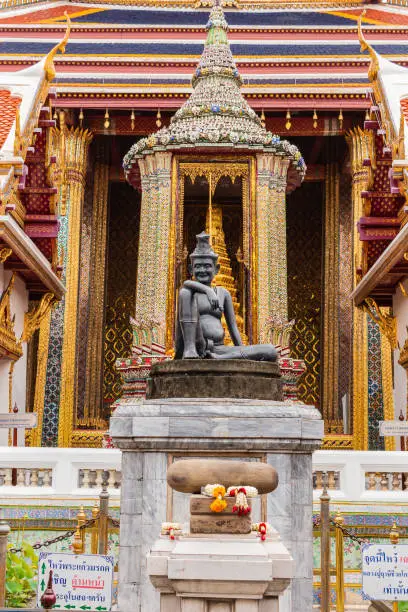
82, 139, 110, 429
287, 181, 323, 408
103, 181, 140, 414
367, 317, 387, 451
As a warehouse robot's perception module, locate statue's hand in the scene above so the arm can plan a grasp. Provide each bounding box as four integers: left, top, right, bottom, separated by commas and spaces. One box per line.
206, 288, 220, 312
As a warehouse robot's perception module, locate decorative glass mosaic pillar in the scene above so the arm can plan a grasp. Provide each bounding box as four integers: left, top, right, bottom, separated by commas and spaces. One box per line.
32, 126, 92, 447
134, 152, 172, 347
256, 154, 290, 341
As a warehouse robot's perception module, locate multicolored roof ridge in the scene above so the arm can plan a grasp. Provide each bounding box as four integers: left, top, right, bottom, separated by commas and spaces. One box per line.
123, 0, 306, 187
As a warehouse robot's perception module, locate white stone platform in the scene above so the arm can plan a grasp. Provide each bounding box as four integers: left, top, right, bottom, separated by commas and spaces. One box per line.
147, 530, 293, 611
109, 397, 323, 612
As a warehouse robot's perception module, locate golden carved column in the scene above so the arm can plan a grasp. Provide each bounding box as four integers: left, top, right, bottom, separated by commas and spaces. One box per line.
381, 321, 396, 451
82, 140, 109, 429
58, 127, 93, 447
322, 163, 340, 423
135, 152, 173, 346
346, 128, 372, 449
256, 154, 290, 341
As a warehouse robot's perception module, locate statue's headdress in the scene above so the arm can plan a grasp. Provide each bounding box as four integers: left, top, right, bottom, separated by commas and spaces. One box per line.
190, 232, 219, 263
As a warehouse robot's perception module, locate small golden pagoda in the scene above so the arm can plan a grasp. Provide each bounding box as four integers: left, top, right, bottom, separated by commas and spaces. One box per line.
205, 203, 246, 343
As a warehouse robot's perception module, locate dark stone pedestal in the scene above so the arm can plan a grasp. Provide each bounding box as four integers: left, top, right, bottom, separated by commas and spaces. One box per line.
147, 359, 283, 401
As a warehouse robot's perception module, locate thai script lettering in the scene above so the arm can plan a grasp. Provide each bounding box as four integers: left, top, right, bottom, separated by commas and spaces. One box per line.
72, 575, 105, 589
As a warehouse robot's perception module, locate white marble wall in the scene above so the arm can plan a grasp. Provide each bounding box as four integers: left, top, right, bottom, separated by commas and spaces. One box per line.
0, 267, 28, 446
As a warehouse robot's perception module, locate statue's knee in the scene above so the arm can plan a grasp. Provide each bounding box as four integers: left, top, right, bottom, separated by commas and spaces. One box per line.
179, 287, 197, 320
179, 287, 192, 301
264, 344, 278, 361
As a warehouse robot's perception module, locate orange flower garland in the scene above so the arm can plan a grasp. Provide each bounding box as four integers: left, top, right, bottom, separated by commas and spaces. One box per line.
203, 484, 228, 513
210, 485, 227, 513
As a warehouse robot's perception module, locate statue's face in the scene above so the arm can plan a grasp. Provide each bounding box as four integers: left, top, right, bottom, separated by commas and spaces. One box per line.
192, 257, 217, 285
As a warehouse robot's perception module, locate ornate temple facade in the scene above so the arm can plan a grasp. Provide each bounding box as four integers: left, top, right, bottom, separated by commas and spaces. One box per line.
0, 0, 408, 449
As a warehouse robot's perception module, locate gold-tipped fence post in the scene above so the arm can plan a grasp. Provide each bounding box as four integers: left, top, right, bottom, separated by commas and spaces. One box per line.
0, 516, 10, 607
389, 522, 399, 612
334, 511, 344, 612
91, 502, 99, 554
72, 528, 83, 555
320, 472, 331, 612
98, 475, 109, 555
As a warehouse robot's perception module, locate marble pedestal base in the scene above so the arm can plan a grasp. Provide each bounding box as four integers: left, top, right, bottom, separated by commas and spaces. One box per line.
110, 397, 323, 612
147, 530, 293, 611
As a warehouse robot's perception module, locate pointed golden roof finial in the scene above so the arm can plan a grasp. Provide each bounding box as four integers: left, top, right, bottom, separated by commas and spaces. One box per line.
357, 9, 379, 82
44, 12, 71, 82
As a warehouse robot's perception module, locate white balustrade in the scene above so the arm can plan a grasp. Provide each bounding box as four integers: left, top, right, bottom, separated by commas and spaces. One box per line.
0, 447, 407, 504
313, 450, 408, 502
0, 447, 121, 502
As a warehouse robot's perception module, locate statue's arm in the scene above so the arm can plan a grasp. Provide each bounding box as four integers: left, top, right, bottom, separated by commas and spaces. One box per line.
223, 290, 243, 346
183, 280, 212, 295
183, 280, 219, 310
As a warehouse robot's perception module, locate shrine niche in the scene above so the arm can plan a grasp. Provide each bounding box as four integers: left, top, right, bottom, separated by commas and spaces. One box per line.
178, 161, 250, 344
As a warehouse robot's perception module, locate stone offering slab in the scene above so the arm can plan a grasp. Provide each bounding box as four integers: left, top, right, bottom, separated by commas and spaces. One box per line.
190, 514, 252, 534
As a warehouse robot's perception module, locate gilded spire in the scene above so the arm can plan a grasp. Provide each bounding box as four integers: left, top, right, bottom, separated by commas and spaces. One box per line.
44, 12, 71, 82
357, 10, 379, 83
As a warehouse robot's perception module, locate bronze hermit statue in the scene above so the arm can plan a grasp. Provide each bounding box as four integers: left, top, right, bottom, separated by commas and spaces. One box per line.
175, 232, 277, 361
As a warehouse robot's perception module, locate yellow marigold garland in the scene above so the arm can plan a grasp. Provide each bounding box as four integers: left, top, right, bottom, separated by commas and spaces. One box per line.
204, 484, 227, 513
